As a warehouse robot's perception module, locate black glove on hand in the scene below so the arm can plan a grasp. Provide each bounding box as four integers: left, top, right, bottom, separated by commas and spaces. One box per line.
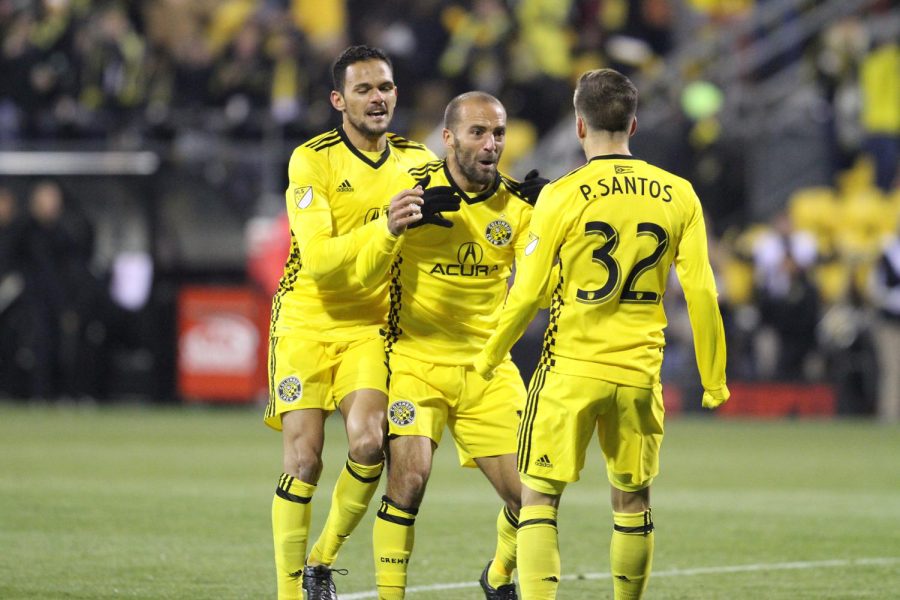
518, 169, 550, 204
408, 185, 461, 229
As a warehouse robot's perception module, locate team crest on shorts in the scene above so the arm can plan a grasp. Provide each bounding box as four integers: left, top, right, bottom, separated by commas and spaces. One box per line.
389, 400, 416, 426
485, 219, 512, 246
277, 376, 303, 403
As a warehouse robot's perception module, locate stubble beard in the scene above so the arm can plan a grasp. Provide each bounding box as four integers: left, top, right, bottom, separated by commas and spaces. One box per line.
454, 142, 495, 187
347, 112, 390, 141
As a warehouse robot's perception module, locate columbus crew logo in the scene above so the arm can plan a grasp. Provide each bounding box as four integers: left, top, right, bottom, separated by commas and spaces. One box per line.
389, 400, 416, 426
277, 376, 303, 403
485, 219, 512, 246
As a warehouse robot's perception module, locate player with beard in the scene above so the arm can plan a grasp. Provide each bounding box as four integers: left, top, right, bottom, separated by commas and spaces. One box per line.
265, 45, 437, 600
355, 91, 550, 599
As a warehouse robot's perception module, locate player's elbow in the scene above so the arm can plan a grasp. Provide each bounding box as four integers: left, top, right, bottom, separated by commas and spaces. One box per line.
683, 285, 720, 309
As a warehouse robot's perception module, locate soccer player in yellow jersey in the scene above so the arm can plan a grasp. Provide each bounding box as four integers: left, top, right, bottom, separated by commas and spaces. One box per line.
474, 69, 730, 599
265, 45, 436, 600
355, 92, 549, 600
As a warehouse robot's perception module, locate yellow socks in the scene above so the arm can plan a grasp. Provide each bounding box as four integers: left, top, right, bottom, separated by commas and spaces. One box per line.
488, 505, 519, 587
372, 495, 418, 599
272, 474, 316, 600
517, 505, 559, 599
308, 457, 383, 566
610, 509, 654, 600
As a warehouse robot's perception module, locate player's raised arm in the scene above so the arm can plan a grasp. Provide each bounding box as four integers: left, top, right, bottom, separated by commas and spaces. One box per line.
475, 187, 567, 379
509, 176, 558, 310
674, 192, 730, 408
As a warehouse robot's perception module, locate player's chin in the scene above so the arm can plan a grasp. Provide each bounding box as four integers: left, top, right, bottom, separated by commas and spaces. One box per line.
365, 115, 391, 131
475, 163, 497, 182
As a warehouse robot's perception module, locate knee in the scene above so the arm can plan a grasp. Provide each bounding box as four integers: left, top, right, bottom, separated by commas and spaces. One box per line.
283, 443, 323, 483
347, 430, 386, 465
389, 467, 429, 508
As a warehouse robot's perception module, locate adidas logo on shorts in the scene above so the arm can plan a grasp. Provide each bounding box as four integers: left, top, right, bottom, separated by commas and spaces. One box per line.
534, 454, 553, 468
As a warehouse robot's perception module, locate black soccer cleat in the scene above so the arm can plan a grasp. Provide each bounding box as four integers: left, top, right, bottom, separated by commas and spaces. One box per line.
301, 564, 347, 600
480, 560, 518, 600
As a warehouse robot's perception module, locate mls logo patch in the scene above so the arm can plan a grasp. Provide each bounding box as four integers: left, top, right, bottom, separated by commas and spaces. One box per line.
525, 232, 540, 256
389, 400, 416, 426
277, 376, 303, 403
485, 219, 512, 247
294, 186, 313, 209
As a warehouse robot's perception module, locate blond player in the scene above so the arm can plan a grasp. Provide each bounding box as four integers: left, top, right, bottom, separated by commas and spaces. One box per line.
355, 91, 549, 600
265, 45, 436, 600
474, 68, 730, 599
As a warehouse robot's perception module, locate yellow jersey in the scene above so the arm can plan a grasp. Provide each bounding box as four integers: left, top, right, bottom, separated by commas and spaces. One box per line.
270, 127, 436, 341
480, 154, 728, 395
357, 159, 538, 364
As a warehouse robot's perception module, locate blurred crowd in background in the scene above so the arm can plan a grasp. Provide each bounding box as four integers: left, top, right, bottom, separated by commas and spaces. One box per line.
0, 0, 898, 420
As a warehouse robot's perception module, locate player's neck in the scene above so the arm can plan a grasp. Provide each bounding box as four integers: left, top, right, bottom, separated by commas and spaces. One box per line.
582, 131, 630, 160
342, 122, 387, 153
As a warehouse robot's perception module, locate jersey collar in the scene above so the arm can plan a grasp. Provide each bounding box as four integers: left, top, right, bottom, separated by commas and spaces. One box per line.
443, 160, 500, 204
588, 153, 639, 162
337, 126, 391, 169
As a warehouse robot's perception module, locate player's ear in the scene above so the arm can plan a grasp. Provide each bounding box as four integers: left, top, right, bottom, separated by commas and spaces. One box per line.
629, 116, 637, 137
576, 115, 586, 140
330, 90, 345, 112
442, 128, 454, 151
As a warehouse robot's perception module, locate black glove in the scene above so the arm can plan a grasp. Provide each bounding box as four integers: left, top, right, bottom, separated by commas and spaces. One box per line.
408, 185, 461, 229
518, 169, 550, 205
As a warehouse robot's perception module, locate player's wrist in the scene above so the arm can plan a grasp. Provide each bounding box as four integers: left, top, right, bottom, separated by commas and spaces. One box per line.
473, 354, 495, 380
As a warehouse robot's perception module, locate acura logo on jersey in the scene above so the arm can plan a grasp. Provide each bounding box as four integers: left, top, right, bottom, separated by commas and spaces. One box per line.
295, 186, 313, 209
485, 219, 512, 246
430, 242, 498, 277
457, 242, 484, 265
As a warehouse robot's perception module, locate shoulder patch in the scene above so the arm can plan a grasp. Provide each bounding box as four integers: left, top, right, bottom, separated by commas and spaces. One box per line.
294, 186, 313, 209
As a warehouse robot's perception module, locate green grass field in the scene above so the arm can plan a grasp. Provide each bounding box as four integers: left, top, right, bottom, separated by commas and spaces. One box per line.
1, 403, 898, 599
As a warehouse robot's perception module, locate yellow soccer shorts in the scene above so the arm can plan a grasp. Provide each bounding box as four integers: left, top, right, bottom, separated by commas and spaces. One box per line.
386, 353, 524, 467
518, 366, 664, 494
263, 335, 388, 431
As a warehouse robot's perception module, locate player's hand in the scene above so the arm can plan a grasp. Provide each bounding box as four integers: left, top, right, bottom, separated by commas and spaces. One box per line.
387, 187, 425, 236
701, 385, 730, 409
407, 185, 461, 229
518, 169, 550, 204
473, 353, 495, 381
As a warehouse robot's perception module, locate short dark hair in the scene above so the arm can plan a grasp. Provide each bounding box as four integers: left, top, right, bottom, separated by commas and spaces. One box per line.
573, 68, 638, 133
443, 91, 503, 132
332, 45, 392, 92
